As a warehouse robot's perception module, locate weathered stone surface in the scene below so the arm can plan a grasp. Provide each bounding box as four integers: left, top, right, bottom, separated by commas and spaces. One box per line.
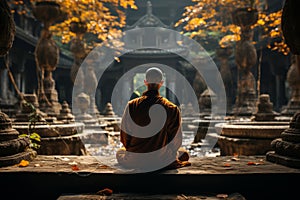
0, 148, 36, 167
189, 119, 224, 143
281, 57, 300, 116
13, 122, 84, 137
267, 112, 300, 168
37, 134, 87, 155
80, 130, 109, 145
0, 0, 16, 56
281, 0, 300, 55
57, 101, 75, 123
0, 137, 30, 157
216, 135, 273, 156
57, 192, 246, 200
253, 94, 278, 121
1, 155, 299, 199
0, 111, 19, 141
215, 122, 288, 139
0, 110, 37, 167
266, 151, 300, 169
103, 103, 117, 117
0, 128, 19, 141
271, 138, 300, 158
281, 132, 300, 143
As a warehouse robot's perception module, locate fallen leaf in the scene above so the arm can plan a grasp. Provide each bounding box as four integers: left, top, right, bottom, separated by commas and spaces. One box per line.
223, 163, 231, 167
216, 193, 228, 198
96, 188, 113, 196
71, 165, 80, 171
247, 161, 263, 165
247, 161, 256, 165
18, 160, 29, 167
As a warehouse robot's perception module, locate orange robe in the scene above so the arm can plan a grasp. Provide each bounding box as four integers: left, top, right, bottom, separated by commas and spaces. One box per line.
116, 90, 189, 170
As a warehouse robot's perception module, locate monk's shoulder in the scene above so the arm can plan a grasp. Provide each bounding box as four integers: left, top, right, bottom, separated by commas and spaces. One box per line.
128, 96, 146, 106
160, 97, 179, 110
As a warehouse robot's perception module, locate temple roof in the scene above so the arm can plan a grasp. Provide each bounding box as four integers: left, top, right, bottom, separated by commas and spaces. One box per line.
122, 1, 187, 57
125, 1, 169, 30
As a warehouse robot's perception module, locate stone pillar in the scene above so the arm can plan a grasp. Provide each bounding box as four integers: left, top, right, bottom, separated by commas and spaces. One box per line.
70, 21, 87, 99
216, 47, 233, 113
14, 73, 21, 93
0, 68, 8, 101
168, 81, 176, 103
167, 73, 176, 104
281, 55, 300, 116
122, 74, 133, 106
32, 1, 62, 117
84, 51, 101, 118
231, 8, 258, 116
0, 0, 15, 56
280, 0, 300, 116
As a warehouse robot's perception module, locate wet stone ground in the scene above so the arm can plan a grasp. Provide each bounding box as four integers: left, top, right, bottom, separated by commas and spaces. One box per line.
83, 130, 220, 158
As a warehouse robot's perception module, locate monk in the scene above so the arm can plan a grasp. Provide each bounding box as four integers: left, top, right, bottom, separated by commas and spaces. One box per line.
116, 67, 191, 171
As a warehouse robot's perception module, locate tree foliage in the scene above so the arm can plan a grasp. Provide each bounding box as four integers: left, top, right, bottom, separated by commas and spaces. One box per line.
8, 0, 137, 49
175, 0, 289, 55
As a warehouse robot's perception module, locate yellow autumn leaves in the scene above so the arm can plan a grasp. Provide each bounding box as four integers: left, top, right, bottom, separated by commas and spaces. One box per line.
46, 0, 137, 46
9, 0, 137, 48
176, 0, 289, 54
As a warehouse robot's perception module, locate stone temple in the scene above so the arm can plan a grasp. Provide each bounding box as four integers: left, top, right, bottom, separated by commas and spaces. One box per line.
1, 0, 300, 200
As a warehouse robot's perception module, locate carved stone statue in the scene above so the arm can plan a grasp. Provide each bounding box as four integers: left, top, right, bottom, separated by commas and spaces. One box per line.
253, 94, 278, 121
32, 1, 62, 116
231, 8, 258, 116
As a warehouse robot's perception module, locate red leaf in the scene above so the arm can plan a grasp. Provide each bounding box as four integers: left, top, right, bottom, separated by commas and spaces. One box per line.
96, 188, 113, 196
223, 163, 231, 167
71, 165, 80, 171
247, 161, 256, 165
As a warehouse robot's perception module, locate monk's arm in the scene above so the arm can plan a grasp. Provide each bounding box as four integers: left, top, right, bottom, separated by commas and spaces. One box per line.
120, 104, 131, 149
167, 106, 182, 151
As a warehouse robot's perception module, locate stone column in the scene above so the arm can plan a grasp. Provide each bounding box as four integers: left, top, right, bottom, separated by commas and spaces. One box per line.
0, 68, 8, 102
0, 0, 15, 56
281, 55, 300, 116
122, 74, 133, 106
32, 1, 62, 117
216, 47, 233, 113
167, 73, 176, 104
231, 8, 258, 116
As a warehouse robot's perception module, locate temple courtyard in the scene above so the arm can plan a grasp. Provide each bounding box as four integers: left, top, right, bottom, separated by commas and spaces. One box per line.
2, 0, 300, 199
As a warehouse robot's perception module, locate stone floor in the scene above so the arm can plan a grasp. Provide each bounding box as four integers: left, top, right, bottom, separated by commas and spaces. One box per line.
0, 154, 299, 200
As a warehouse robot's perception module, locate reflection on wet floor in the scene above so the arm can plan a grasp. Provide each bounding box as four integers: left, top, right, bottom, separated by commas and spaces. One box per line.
83, 131, 220, 158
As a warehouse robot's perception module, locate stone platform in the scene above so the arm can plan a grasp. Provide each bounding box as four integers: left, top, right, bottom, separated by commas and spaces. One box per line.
0, 155, 299, 200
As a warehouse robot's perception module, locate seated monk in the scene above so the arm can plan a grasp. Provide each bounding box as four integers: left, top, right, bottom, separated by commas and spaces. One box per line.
116, 67, 191, 172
